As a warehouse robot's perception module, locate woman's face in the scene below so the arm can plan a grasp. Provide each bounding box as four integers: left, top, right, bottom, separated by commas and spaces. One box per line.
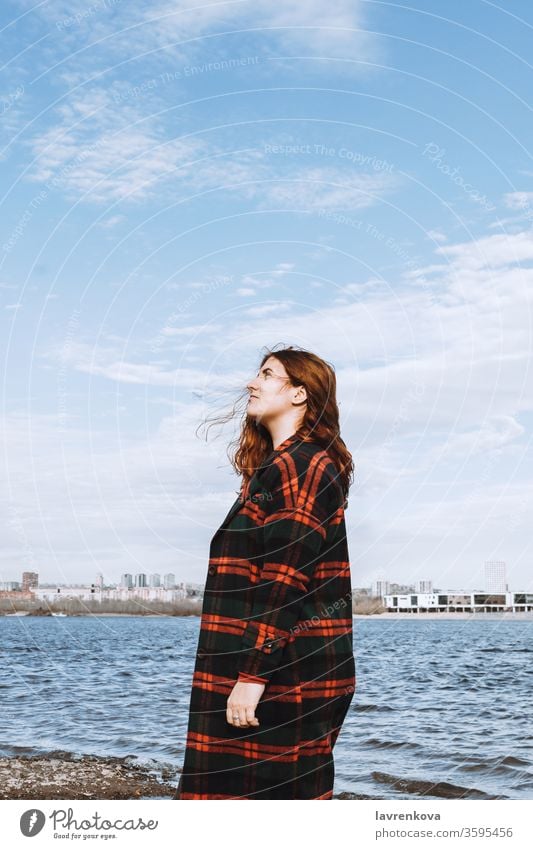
246, 356, 297, 423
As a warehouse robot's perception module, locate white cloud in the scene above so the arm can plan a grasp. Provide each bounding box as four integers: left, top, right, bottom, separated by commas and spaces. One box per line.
40, 337, 204, 387
427, 229, 447, 243
245, 168, 397, 211
7, 212, 533, 585
16, 0, 377, 67
140, 0, 375, 60
26, 90, 205, 203
0, 406, 241, 583
273, 262, 295, 273
244, 303, 291, 317
503, 191, 533, 210
25, 85, 398, 206
435, 231, 533, 271
434, 415, 525, 461
239, 274, 276, 289
98, 214, 126, 228
160, 323, 222, 337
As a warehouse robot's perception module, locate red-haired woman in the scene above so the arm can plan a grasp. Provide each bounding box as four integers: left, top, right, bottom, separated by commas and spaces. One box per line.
175, 346, 356, 800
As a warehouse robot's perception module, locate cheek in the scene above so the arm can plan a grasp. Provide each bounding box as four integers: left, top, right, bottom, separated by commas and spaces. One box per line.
265, 392, 286, 409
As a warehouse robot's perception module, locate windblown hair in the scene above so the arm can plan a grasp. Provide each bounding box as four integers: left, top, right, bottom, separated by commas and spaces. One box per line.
200, 344, 355, 504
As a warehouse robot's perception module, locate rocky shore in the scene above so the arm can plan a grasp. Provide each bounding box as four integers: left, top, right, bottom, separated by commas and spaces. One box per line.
0, 751, 378, 799
0, 751, 179, 800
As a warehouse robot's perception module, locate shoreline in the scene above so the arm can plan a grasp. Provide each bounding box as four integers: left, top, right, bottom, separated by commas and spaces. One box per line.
3, 611, 532, 620
0, 752, 377, 800
0, 611, 198, 618
353, 612, 533, 620
0, 751, 178, 800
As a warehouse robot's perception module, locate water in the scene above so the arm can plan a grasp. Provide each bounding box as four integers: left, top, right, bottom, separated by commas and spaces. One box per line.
0, 615, 531, 799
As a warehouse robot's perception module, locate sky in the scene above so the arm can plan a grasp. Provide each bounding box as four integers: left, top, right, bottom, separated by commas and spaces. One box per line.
1, 0, 532, 592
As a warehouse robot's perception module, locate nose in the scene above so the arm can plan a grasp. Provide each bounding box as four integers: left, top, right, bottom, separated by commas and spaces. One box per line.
246, 376, 258, 393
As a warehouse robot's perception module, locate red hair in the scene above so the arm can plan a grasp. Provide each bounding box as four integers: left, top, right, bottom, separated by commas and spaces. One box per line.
201, 344, 355, 504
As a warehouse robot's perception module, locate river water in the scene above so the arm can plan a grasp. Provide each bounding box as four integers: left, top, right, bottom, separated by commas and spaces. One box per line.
1, 615, 531, 799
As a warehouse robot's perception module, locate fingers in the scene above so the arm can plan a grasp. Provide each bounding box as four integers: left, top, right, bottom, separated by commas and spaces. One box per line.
226, 704, 247, 727
226, 703, 260, 728
227, 681, 264, 727
246, 706, 259, 727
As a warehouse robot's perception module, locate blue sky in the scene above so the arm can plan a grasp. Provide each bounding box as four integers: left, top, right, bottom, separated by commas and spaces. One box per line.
1, 0, 532, 591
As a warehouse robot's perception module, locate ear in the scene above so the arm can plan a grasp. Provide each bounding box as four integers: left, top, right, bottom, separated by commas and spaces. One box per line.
292, 384, 307, 405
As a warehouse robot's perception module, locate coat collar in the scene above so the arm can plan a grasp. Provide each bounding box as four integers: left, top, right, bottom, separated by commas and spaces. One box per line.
255, 432, 304, 474
272, 432, 301, 453
216, 433, 303, 532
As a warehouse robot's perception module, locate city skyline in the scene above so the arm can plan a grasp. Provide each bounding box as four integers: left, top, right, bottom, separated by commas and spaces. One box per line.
0, 560, 526, 595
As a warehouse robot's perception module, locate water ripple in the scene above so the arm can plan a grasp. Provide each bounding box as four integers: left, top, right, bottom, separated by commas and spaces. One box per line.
0, 616, 531, 799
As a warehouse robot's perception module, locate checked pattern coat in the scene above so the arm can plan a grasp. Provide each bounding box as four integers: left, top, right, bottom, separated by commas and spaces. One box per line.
175, 432, 356, 800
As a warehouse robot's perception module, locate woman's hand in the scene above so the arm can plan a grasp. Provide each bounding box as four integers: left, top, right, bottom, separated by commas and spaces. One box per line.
227, 680, 265, 727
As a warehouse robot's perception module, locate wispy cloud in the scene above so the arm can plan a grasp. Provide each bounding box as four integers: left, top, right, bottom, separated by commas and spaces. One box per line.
4, 220, 532, 584
25, 88, 204, 203
41, 338, 207, 387
0, 405, 242, 582
138, 0, 377, 64
15, 0, 377, 68
503, 191, 533, 209
25, 85, 399, 206
4, 0, 531, 587
435, 231, 533, 271
40, 227, 533, 428
246, 168, 397, 211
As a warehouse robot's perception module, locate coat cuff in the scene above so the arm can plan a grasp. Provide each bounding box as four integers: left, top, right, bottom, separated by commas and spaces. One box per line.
238, 620, 291, 679
237, 671, 269, 684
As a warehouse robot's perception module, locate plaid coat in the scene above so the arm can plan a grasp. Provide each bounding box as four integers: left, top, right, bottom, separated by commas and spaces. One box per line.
175, 433, 356, 799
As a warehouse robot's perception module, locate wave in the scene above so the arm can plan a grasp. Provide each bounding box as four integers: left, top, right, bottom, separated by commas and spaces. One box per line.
364, 739, 423, 750
371, 771, 506, 799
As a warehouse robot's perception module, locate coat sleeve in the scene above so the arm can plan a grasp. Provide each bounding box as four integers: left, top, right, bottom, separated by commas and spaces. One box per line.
237, 454, 340, 683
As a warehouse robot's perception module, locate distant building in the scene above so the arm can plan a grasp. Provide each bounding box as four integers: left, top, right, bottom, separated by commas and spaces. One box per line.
34, 585, 100, 601
485, 560, 507, 593
95, 573, 104, 590
417, 580, 433, 593
163, 573, 176, 589
383, 590, 532, 613
135, 573, 147, 588
389, 582, 415, 594
22, 572, 39, 592
120, 573, 133, 588
372, 579, 390, 598
0, 581, 21, 591
186, 582, 204, 598
33, 585, 188, 602
149, 573, 161, 588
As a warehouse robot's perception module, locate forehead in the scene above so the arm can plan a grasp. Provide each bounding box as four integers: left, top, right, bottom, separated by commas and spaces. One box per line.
260, 356, 287, 375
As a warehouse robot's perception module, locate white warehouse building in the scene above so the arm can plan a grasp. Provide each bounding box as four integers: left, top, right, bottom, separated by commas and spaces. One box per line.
384, 590, 533, 613
33, 584, 188, 602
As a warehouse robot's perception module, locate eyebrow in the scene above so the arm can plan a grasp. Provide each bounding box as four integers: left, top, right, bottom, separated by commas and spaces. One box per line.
258, 367, 273, 375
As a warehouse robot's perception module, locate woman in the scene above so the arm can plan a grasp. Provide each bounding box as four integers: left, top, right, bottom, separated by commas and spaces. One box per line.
175, 346, 356, 800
